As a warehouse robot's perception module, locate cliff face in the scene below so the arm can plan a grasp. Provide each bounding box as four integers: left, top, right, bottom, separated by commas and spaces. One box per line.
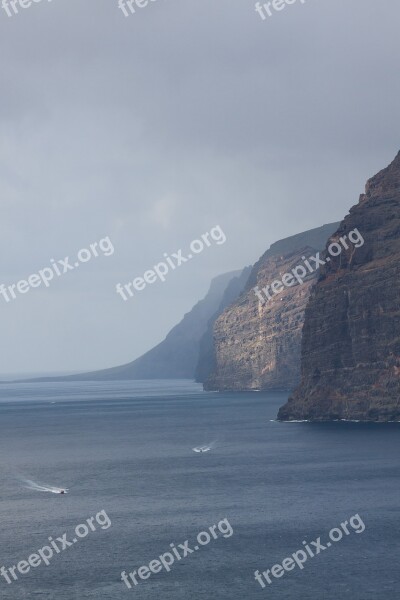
195, 266, 252, 383
278, 151, 400, 421
204, 223, 339, 391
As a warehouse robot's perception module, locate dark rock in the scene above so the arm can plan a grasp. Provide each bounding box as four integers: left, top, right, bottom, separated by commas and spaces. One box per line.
278, 151, 400, 421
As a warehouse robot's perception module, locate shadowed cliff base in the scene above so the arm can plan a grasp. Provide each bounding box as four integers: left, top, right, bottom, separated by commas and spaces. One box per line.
278, 150, 400, 422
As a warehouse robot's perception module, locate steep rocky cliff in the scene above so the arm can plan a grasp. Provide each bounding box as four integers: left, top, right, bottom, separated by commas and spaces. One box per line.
278, 151, 400, 421
195, 266, 252, 383
204, 223, 339, 391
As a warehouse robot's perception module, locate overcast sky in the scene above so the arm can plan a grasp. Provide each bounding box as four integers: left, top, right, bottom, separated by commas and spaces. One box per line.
0, 0, 399, 375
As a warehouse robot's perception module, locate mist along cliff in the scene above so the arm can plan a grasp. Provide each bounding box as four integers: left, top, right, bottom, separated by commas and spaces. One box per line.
25, 269, 250, 383
278, 151, 400, 422
203, 223, 339, 391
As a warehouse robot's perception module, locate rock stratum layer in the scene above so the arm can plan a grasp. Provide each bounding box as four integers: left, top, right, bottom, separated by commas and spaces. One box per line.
279, 151, 400, 421
204, 223, 339, 391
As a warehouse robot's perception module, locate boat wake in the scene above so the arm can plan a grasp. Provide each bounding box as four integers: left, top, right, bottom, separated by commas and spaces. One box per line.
192, 440, 217, 453
23, 479, 68, 494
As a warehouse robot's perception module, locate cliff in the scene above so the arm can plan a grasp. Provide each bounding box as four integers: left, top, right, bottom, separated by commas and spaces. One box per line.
195, 266, 252, 383
204, 223, 339, 391
278, 151, 400, 421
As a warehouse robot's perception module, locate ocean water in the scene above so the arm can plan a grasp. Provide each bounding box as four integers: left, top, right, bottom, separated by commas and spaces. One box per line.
0, 380, 399, 599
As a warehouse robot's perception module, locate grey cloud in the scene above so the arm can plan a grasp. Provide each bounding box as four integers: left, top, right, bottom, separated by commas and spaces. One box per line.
0, 0, 398, 373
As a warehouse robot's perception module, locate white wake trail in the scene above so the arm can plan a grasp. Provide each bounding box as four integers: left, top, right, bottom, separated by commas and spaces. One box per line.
192, 440, 217, 453
23, 479, 68, 494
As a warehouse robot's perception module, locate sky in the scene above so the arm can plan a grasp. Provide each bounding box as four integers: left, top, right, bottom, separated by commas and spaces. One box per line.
0, 0, 399, 375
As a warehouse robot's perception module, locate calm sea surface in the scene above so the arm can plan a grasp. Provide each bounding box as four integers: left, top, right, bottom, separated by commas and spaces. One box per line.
0, 380, 399, 599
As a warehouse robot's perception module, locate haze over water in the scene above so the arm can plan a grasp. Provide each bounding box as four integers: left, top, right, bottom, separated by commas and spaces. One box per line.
0, 381, 399, 599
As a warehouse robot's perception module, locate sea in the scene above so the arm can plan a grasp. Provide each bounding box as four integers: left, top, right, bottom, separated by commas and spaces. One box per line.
0, 380, 399, 599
